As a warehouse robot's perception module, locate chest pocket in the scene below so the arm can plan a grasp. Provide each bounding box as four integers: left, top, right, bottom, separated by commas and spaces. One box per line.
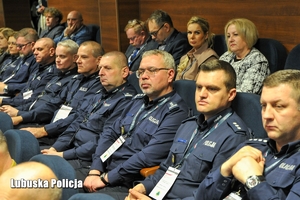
185, 146, 217, 181
267, 169, 295, 189
88, 106, 110, 132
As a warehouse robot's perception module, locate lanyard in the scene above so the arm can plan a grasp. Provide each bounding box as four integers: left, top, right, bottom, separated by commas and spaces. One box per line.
122, 97, 170, 138
264, 146, 300, 175
173, 112, 232, 168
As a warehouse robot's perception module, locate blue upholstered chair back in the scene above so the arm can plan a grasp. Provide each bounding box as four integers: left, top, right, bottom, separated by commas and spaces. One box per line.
4, 129, 40, 163
30, 154, 78, 199
284, 44, 300, 70
213, 35, 287, 73
87, 24, 101, 44
127, 73, 142, 94
232, 92, 267, 138
0, 112, 13, 133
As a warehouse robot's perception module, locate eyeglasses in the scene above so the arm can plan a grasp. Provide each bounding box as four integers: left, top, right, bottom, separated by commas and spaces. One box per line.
136, 67, 169, 78
150, 23, 165, 37
16, 42, 31, 49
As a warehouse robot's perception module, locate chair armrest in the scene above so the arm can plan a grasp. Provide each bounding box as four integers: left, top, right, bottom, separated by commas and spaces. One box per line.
140, 166, 160, 177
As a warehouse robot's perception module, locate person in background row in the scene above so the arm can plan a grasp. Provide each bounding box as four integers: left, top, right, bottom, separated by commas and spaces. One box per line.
54, 10, 92, 45
195, 69, 300, 200
39, 7, 64, 39
0, 31, 21, 78
124, 19, 157, 72
176, 16, 218, 80
147, 9, 191, 67
0, 28, 38, 97
220, 18, 269, 94
0, 27, 15, 65
31, 0, 48, 35
0, 161, 62, 200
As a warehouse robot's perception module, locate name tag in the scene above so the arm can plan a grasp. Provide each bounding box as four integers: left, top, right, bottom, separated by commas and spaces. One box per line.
149, 167, 180, 200
100, 136, 125, 162
23, 90, 33, 99
52, 105, 72, 122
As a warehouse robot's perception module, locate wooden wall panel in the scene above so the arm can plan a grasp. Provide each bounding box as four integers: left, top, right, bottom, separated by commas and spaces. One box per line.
139, 0, 300, 52
0, 0, 4, 27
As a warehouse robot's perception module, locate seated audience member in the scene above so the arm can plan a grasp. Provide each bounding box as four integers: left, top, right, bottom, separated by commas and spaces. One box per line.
3, 41, 103, 147
54, 10, 92, 45
79, 50, 189, 199
31, 0, 48, 34
0, 37, 57, 108
220, 18, 269, 94
41, 51, 137, 180
0, 28, 38, 97
176, 16, 218, 80
0, 31, 20, 78
124, 19, 156, 72
39, 7, 64, 39
0, 130, 16, 176
0, 161, 62, 200
147, 10, 191, 66
194, 69, 300, 199
118, 60, 252, 200
1, 40, 79, 126
0, 27, 15, 65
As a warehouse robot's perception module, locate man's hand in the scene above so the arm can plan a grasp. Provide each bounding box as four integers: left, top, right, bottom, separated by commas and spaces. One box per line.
0, 105, 19, 117
125, 188, 151, 200
84, 170, 105, 192
64, 23, 77, 37
220, 146, 264, 177
232, 156, 265, 184
11, 116, 23, 125
125, 184, 147, 200
41, 148, 63, 157
0, 82, 6, 94
20, 127, 48, 138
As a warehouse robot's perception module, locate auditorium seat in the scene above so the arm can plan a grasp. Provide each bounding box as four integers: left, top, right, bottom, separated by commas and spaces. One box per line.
284, 44, 300, 70
4, 129, 40, 163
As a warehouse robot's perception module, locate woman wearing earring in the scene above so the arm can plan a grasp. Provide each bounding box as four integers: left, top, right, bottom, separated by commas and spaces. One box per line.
176, 16, 218, 80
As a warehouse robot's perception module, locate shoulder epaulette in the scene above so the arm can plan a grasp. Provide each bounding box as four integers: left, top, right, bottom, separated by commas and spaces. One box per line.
133, 93, 145, 99
72, 74, 79, 79
227, 118, 247, 133
247, 138, 268, 143
167, 101, 179, 111
124, 93, 134, 97
182, 115, 197, 123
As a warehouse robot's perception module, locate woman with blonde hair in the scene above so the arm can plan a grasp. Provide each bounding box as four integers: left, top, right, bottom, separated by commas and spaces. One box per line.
0, 27, 15, 65
220, 18, 269, 94
176, 16, 218, 80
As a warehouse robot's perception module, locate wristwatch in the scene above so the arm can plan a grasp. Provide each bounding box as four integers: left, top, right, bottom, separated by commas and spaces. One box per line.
245, 175, 265, 190
100, 173, 110, 186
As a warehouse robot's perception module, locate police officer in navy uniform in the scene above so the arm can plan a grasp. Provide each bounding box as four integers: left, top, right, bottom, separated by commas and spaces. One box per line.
69, 50, 189, 200
118, 59, 252, 200
195, 69, 300, 200
0, 37, 57, 108
1, 40, 79, 125
41, 51, 137, 180
16, 41, 104, 146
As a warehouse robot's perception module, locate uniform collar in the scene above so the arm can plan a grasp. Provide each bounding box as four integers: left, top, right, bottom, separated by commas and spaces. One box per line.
197, 107, 232, 131
143, 90, 175, 109
267, 139, 300, 156
102, 81, 127, 98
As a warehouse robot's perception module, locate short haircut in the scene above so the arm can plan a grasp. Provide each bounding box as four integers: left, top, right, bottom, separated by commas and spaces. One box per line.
16, 28, 39, 42
57, 39, 79, 55
198, 59, 236, 90
142, 49, 175, 70
102, 51, 128, 67
43, 7, 63, 23
148, 10, 173, 28
224, 18, 258, 51
80, 41, 105, 58
263, 69, 300, 104
124, 19, 147, 34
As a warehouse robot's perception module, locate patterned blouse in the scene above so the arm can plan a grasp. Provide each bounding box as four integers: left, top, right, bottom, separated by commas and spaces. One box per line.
220, 47, 270, 94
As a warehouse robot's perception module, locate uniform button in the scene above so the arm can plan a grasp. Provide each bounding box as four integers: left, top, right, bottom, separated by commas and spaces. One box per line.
224, 180, 228, 183
222, 183, 226, 186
